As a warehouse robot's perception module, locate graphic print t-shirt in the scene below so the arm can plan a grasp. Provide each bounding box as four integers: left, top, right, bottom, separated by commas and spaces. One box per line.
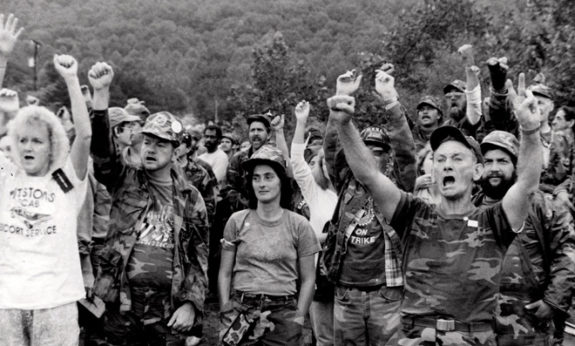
126, 177, 174, 289
0, 159, 88, 309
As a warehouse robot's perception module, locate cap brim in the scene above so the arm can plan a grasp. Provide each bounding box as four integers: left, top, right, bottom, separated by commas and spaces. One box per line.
363, 139, 391, 151
443, 85, 464, 94
430, 126, 469, 151
417, 102, 442, 113
141, 130, 174, 142
242, 158, 285, 174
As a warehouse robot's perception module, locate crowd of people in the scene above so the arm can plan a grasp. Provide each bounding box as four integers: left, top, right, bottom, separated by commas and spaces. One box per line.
0, 12, 574, 346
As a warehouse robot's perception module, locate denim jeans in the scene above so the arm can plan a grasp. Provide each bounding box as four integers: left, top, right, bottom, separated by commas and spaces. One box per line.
310, 300, 334, 346
0, 302, 79, 346
333, 285, 402, 345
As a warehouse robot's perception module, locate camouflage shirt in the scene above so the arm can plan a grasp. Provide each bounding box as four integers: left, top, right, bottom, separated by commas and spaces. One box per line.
391, 192, 516, 323
91, 110, 209, 317
180, 157, 218, 226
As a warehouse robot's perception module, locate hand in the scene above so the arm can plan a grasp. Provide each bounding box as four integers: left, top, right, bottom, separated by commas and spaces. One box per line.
53, 54, 78, 80
415, 174, 434, 189
88, 62, 114, 90
508, 74, 541, 131
374, 64, 398, 103
336, 69, 362, 95
0, 14, 24, 58
0, 88, 19, 113
168, 302, 196, 333
270, 114, 284, 132
555, 190, 574, 213
294, 100, 310, 123
525, 300, 553, 320
292, 315, 305, 326
487, 57, 508, 92
327, 94, 355, 124
458, 44, 475, 67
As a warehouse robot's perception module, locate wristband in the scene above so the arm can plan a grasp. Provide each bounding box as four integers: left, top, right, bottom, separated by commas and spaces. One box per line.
520, 125, 540, 136
384, 100, 399, 110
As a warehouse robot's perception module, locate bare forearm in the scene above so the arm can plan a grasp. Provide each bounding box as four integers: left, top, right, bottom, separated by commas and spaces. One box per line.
292, 118, 307, 145
217, 272, 232, 308
516, 130, 543, 190
296, 277, 315, 317
92, 88, 110, 111
337, 120, 378, 183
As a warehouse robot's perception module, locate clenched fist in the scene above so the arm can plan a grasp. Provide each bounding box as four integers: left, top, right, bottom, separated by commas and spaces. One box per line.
88, 62, 114, 90
53, 54, 78, 80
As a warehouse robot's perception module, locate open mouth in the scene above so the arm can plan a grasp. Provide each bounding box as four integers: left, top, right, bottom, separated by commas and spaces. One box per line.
23, 155, 34, 161
145, 156, 156, 162
442, 176, 455, 187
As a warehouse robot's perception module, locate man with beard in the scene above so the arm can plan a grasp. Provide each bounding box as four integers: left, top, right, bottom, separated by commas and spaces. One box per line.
473, 130, 575, 345
199, 124, 228, 185
322, 66, 416, 345
329, 70, 544, 345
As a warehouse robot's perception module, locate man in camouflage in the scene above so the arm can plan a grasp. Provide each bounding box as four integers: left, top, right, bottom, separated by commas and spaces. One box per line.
89, 66, 209, 346
473, 130, 575, 345
322, 67, 416, 345
327, 71, 544, 345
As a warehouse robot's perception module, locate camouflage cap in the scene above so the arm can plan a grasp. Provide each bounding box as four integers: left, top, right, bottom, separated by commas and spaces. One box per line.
124, 98, 151, 119
360, 126, 391, 150
417, 95, 443, 114
108, 107, 141, 129
247, 113, 271, 130
528, 84, 553, 100
430, 126, 483, 163
242, 144, 286, 174
443, 79, 466, 94
141, 111, 184, 143
480, 130, 519, 163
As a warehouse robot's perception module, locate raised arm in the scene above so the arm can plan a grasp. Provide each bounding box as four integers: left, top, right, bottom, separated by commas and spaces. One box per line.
87, 62, 118, 190
458, 45, 482, 126
328, 94, 401, 220
0, 14, 23, 89
270, 114, 292, 175
502, 74, 543, 230
54, 55, 91, 180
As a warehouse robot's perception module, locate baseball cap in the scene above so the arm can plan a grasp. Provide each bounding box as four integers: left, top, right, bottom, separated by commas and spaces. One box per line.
443, 80, 466, 94
108, 107, 142, 129
417, 95, 443, 114
528, 84, 553, 100
141, 111, 184, 143
480, 130, 519, 163
247, 114, 271, 130
125, 98, 151, 119
222, 132, 238, 144
430, 126, 483, 163
242, 144, 286, 174
360, 126, 391, 150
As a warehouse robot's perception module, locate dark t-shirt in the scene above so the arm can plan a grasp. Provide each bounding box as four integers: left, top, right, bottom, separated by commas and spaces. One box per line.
390, 192, 515, 323
126, 178, 174, 289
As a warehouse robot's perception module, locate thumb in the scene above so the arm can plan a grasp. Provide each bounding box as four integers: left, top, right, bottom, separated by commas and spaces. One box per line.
525, 301, 539, 310
167, 312, 177, 327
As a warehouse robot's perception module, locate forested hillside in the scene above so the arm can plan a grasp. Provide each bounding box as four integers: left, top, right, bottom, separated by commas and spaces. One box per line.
2, 0, 573, 132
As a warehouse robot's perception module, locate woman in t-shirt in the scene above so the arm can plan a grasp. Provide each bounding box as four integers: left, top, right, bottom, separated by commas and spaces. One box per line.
218, 144, 320, 345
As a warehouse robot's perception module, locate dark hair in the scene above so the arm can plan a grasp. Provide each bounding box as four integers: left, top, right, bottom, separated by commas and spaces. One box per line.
245, 162, 292, 210
204, 124, 222, 139
559, 106, 575, 131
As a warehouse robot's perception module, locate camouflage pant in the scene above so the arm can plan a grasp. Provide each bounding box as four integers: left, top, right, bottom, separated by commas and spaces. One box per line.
219, 294, 303, 345
391, 319, 496, 346
333, 285, 402, 345
0, 302, 79, 346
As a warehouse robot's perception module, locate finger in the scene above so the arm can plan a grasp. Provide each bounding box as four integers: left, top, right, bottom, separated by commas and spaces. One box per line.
167, 314, 176, 327
487, 57, 498, 66
517, 73, 525, 97
10, 17, 18, 34
6, 14, 14, 32
13, 26, 23, 40
381, 63, 394, 74
506, 79, 517, 106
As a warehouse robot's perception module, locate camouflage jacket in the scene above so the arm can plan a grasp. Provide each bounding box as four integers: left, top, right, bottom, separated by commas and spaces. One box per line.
474, 190, 575, 316
322, 102, 416, 285
91, 110, 209, 316
181, 157, 218, 226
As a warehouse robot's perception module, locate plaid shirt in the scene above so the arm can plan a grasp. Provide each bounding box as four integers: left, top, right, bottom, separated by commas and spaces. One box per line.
322, 103, 416, 287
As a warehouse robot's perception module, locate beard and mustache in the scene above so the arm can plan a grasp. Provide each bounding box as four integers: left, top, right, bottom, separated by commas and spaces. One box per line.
479, 171, 517, 200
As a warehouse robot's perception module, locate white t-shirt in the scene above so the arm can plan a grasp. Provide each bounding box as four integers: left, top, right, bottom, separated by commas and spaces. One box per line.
199, 149, 229, 184
290, 143, 338, 236
0, 159, 88, 309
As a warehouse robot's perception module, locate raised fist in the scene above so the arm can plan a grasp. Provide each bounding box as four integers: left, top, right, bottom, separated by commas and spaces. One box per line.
0, 14, 24, 58
487, 57, 508, 92
270, 114, 284, 131
458, 44, 475, 67
88, 62, 114, 90
53, 54, 78, 79
374, 64, 398, 103
294, 100, 310, 122
0, 88, 19, 114
336, 70, 362, 96
327, 94, 355, 124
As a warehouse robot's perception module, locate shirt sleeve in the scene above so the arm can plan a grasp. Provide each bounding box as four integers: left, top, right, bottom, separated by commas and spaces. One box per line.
390, 191, 427, 238
294, 213, 321, 257
290, 143, 317, 204
483, 202, 514, 248
222, 210, 245, 251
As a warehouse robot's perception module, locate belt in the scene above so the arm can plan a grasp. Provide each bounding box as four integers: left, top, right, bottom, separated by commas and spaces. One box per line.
233, 291, 296, 305
403, 316, 494, 333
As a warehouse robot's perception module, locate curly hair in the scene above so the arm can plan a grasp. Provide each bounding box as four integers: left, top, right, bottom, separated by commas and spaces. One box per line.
8, 105, 70, 175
